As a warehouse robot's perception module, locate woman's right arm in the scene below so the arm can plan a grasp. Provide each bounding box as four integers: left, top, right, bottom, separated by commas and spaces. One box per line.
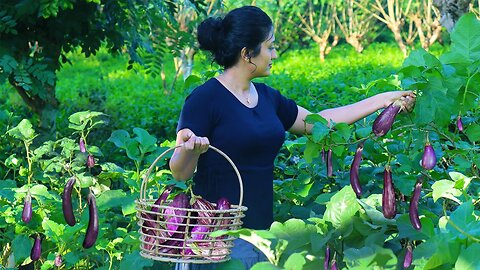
169, 128, 210, 181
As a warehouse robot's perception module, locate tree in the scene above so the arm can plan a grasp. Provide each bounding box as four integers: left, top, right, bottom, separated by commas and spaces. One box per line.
433, 0, 472, 32
334, 0, 380, 53
0, 0, 205, 131
287, 0, 339, 62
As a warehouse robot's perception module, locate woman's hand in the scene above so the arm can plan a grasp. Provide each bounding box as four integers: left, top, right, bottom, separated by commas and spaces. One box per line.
382, 91, 416, 112
177, 128, 210, 154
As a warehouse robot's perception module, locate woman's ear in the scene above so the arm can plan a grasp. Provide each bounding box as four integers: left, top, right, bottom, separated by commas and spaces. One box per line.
240, 47, 250, 61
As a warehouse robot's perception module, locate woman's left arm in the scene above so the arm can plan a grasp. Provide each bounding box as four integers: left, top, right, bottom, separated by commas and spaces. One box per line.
289, 91, 414, 135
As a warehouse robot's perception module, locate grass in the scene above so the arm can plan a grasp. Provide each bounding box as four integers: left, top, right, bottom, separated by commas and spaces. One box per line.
1, 41, 449, 141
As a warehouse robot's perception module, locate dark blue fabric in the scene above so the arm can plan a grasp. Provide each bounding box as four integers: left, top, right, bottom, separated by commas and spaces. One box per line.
177, 78, 298, 229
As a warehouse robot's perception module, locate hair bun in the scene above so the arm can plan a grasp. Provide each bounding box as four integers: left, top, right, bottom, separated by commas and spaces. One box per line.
197, 17, 224, 52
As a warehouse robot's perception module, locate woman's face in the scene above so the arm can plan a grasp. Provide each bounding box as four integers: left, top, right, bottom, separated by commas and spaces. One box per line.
249, 31, 277, 77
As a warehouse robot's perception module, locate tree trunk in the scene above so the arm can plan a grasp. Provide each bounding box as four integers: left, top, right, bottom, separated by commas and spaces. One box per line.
181, 47, 196, 80
433, 0, 472, 32
9, 75, 59, 133
388, 24, 408, 57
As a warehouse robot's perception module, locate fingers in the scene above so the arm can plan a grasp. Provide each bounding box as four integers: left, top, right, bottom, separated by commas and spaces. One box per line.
179, 130, 209, 154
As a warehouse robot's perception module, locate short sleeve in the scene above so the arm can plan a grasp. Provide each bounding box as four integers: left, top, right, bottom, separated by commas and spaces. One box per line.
176, 87, 213, 137
264, 84, 298, 130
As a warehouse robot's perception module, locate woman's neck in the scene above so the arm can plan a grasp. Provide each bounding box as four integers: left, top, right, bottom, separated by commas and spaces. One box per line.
217, 67, 252, 93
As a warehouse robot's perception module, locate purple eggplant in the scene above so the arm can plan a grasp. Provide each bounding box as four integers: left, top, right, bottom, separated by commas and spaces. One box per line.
30, 235, 41, 261
54, 254, 63, 267
372, 100, 402, 137
142, 185, 174, 233
403, 244, 413, 268
326, 149, 333, 177
22, 191, 32, 223
191, 225, 210, 241
62, 177, 76, 226
151, 185, 174, 213
82, 192, 99, 249
79, 138, 86, 153
192, 197, 216, 225
457, 116, 464, 132
331, 259, 338, 270
163, 193, 189, 235
350, 141, 365, 197
324, 245, 330, 270
216, 197, 231, 229
86, 154, 95, 168
382, 166, 396, 219
409, 178, 423, 231
142, 235, 157, 251
421, 142, 436, 170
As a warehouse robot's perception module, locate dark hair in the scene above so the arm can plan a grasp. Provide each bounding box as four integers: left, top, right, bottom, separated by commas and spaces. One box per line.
197, 6, 273, 69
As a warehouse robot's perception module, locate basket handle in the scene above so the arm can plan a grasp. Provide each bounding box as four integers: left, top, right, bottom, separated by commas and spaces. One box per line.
140, 144, 244, 206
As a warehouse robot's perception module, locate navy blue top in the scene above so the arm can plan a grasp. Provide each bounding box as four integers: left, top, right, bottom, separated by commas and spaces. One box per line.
177, 78, 298, 229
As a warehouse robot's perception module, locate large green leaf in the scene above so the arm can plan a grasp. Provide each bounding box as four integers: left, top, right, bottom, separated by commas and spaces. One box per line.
442, 13, 480, 67
42, 219, 65, 242
324, 186, 361, 228
96, 189, 127, 211
6, 118, 35, 141
269, 219, 318, 252
0, 179, 17, 201
414, 72, 454, 127
12, 234, 31, 264
343, 245, 397, 269
119, 250, 153, 270
133, 127, 157, 154
455, 243, 480, 270
283, 252, 307, 270
447, 201, 475, 235
431, 180, 462, 203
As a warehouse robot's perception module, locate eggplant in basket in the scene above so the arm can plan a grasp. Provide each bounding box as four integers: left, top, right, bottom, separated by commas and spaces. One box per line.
191, 196, 216, 225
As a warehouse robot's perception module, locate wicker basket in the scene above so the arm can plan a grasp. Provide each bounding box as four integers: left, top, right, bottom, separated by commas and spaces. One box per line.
135, 145, 248, 264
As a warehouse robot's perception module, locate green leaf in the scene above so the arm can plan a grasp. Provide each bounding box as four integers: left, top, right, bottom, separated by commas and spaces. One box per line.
133, 127, 157, 154
121, 193, 137, 216
324, 186, 361, 228
304, 140, 321, 163
108, 129, 131, 149
125, 139, 142, 162
96, 189, 127, 211
455, 243, 480, 270
465, 123, 480, 142
269, 219, 317, 252
431, 180, 462, 203
397, 213, 435, 240
441, 13, 480, 67
334, 122, 351, 140
447, 201, 475, 234
284, 252, 307, 270
344, 245, 397, 269
184, 74, 201, 90
414, 73, 454, 127
449, 172, 472, 191
42, 219, 65, 242
7, 118, 36, 141
216, 259, 248, 270
119, 250, 153, 270
251, 262, 281, 270
0, 179, 17, 201
12, 234, 31, 264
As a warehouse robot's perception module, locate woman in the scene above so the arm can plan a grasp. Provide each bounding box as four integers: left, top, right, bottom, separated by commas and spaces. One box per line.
169, 5, 414, 269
